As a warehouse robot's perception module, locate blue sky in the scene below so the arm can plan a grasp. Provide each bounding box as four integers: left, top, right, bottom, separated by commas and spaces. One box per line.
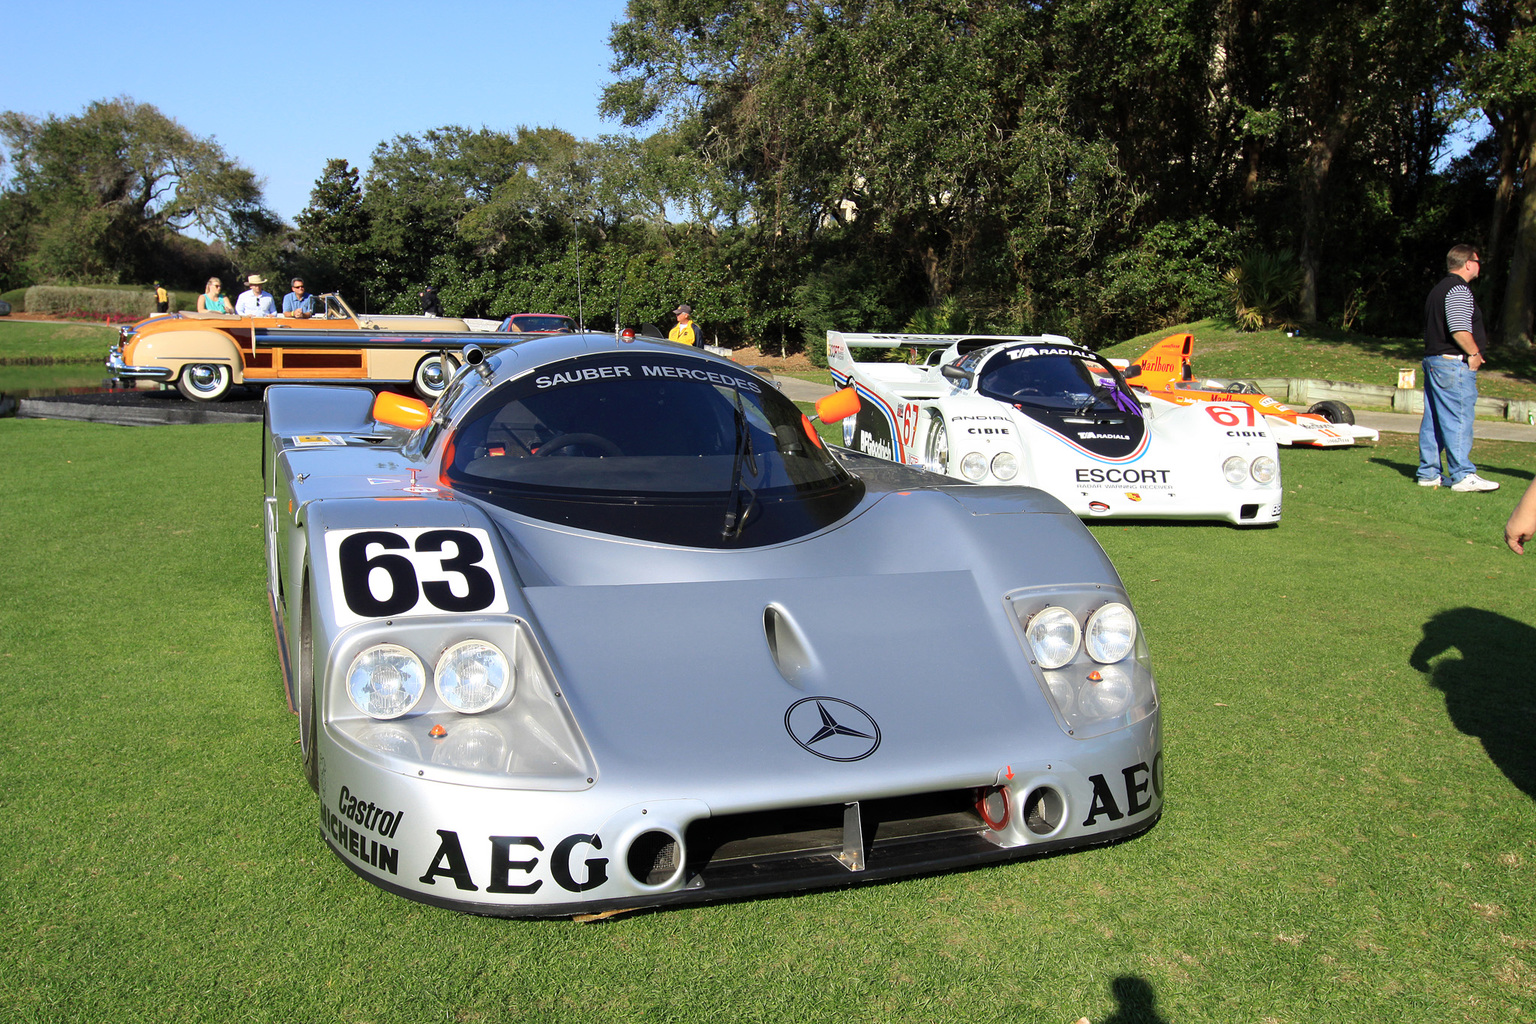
2, 0, 635, 224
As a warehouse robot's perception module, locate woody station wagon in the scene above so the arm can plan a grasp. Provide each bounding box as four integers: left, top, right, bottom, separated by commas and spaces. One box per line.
107, 293, 505, 402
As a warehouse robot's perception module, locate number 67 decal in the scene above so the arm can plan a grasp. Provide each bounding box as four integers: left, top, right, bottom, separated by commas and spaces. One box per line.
1205, 404, 1257, 427
325, 527, 509, 627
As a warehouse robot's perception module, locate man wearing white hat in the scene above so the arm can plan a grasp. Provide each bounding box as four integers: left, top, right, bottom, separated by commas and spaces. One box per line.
235, 274, 277, 317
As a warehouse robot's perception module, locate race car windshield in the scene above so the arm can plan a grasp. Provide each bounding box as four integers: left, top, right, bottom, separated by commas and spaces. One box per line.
978, 353, 1143, 418
443, 351, 864, 547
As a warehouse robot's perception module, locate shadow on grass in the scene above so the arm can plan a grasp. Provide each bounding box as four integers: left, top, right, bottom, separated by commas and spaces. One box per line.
1369, 456, 1535, 485
1410, 608, 1536, 799
1096, 976, 1172, 1024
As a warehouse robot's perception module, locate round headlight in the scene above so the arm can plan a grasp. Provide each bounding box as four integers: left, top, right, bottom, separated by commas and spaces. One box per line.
1222, 455, 1248, 484
431, 720, 509, 770
1026, 606, 1081, 669
991, 451, 1019, 481
434, 640, 513, 714
1250, 455, 1278, 484
346, 644, 427, 719
960, 452, 988, 481
1077, 664, 1135, 721
1085, 602, 1138, 663
1043, 671, 1076, 714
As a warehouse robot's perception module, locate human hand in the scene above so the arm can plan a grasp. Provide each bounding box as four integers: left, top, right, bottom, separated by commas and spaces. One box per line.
1505, 479, 1536, 552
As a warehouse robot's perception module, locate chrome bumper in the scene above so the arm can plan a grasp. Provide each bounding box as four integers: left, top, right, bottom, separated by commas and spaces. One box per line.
105, 345, 173, 382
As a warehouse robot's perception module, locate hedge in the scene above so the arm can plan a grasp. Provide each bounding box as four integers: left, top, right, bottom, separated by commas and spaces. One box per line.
24, 286, 177, 318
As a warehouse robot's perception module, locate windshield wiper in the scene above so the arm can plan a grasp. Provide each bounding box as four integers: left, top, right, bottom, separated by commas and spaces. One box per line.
722, 389, 760, 540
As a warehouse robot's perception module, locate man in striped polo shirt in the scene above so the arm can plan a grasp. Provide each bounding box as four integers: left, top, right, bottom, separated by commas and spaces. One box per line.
1417, 244, 1499, 492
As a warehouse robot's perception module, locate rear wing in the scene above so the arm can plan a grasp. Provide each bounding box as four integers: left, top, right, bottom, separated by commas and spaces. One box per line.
1130, 333, 1195, 387
826, 330, 1074, 372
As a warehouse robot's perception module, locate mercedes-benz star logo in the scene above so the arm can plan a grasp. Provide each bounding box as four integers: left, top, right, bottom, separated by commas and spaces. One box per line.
784, 697, 882, 761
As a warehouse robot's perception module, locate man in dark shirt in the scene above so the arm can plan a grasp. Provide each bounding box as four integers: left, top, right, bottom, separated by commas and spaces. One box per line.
1417, 244, 1498, 492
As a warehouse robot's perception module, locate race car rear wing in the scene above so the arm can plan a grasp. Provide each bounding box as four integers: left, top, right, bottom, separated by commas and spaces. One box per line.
827, 330, 1077, 377
828, 331, 1073, 350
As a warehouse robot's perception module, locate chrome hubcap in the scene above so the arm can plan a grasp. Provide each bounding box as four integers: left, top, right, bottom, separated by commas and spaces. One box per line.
186, 365, 224, 393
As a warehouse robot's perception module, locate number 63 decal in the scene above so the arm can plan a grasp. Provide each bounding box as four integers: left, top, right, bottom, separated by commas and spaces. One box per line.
324, 527, 508, 626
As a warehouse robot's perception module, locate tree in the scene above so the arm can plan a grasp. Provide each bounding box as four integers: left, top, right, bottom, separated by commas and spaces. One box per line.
0, 96, 272, 284
1465, 0, 1536, 349
295, 158, 371, 290
603, 1, 1155, 339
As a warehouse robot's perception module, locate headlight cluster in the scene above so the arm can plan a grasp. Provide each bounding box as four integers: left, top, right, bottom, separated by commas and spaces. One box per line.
1222, 454, 1278, 486
960, 451, 1020, 482
346, 638, 514, 719
1012, 595, 1156, 739
1025, 603, 1137, 669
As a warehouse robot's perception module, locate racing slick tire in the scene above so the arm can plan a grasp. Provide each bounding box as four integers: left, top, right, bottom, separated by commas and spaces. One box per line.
413, 352, 461, 401
924, 413, 951, 476
1307, 399, 1356, 425
176, 363, 233, 402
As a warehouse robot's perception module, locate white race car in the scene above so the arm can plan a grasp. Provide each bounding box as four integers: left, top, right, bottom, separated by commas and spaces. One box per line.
827, 332, 1282, 526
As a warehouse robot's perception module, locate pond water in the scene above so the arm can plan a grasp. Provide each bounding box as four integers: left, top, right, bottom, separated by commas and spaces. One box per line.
0, 362, 117, 397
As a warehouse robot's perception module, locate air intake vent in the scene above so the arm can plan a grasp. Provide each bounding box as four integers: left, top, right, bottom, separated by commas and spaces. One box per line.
763, 604, 819, 687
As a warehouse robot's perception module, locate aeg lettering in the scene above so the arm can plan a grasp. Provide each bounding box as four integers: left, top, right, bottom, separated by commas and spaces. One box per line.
1082, 753, 1164, 826
419, 831, 610, 894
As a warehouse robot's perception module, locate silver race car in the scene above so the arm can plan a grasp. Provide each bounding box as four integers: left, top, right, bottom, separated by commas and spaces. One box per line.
262, 333, 1162, 917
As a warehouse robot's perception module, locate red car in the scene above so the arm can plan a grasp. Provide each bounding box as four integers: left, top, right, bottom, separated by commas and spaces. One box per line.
497, 313, 576, 335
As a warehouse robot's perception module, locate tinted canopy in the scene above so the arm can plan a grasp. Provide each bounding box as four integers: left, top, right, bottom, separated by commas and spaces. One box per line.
444, 351, 864, 547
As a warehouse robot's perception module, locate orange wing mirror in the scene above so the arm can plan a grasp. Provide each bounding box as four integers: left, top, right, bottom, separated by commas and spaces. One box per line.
373, 391, 432, 430
814, 387, 860, 424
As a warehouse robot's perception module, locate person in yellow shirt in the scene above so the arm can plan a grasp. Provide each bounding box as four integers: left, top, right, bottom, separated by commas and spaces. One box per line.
668, 304, 697, 346
154, 282, 169, 313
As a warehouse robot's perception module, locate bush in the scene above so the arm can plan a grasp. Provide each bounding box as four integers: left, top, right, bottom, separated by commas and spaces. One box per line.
789, 259, 904, 367
1095, 218, 1239, 340
25, 285, 160, 319
1223, 251, 1304, 331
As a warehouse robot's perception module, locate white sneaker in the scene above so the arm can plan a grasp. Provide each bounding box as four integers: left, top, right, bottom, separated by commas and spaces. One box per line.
1450, 473, 1500, 492
1417, 476, 1441, 487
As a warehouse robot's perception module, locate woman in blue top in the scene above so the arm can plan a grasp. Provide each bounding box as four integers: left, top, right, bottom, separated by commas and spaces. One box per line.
197, 278, 232, 313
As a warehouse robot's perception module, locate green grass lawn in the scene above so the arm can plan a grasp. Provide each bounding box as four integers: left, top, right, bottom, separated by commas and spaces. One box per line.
1100, 318, 1536, 404
0, 320, 117, 364
0, 418, 1532, 1023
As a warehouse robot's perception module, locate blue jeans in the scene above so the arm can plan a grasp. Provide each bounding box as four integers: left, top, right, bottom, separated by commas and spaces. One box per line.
1418, 355, 1477, 483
